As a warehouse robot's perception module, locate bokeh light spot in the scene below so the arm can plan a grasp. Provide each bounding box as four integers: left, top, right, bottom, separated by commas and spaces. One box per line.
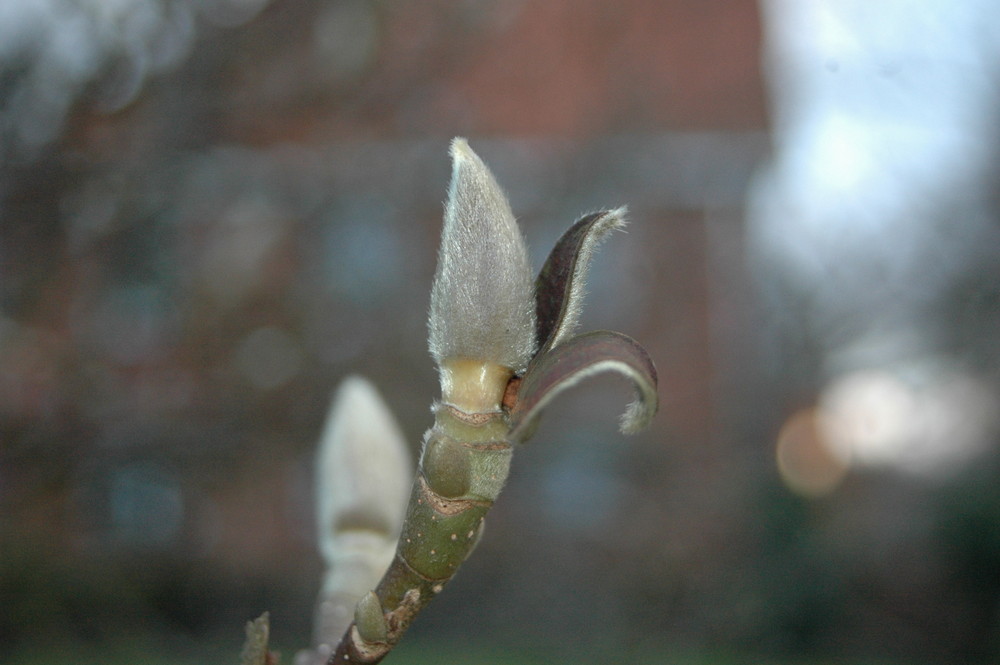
776, 407, 848, 497
818, 366, 998, 479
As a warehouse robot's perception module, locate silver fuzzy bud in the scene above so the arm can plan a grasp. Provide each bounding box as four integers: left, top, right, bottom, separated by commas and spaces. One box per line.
428, 138, 537, 372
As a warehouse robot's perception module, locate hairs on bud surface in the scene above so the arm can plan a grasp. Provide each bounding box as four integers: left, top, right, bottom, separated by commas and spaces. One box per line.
428, 138, 537, 372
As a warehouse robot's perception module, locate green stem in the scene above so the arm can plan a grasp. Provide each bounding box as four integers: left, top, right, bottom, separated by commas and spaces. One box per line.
329, 403, 512, 663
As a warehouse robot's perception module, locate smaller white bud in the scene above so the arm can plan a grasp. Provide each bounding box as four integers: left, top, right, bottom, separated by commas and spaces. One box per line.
312, 376, 411, 653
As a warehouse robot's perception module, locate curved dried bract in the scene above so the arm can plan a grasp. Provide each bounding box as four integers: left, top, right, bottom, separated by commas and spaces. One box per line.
535, 208, 627, 354
510, 330, 659, 443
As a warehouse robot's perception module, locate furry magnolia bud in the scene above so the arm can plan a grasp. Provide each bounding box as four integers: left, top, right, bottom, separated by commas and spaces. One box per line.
317, 376, 411, 562
428, 138, 537, 374
309, 376, 412, 657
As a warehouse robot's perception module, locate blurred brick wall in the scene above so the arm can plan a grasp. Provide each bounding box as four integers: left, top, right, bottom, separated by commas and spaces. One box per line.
1, 0, 770, 657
